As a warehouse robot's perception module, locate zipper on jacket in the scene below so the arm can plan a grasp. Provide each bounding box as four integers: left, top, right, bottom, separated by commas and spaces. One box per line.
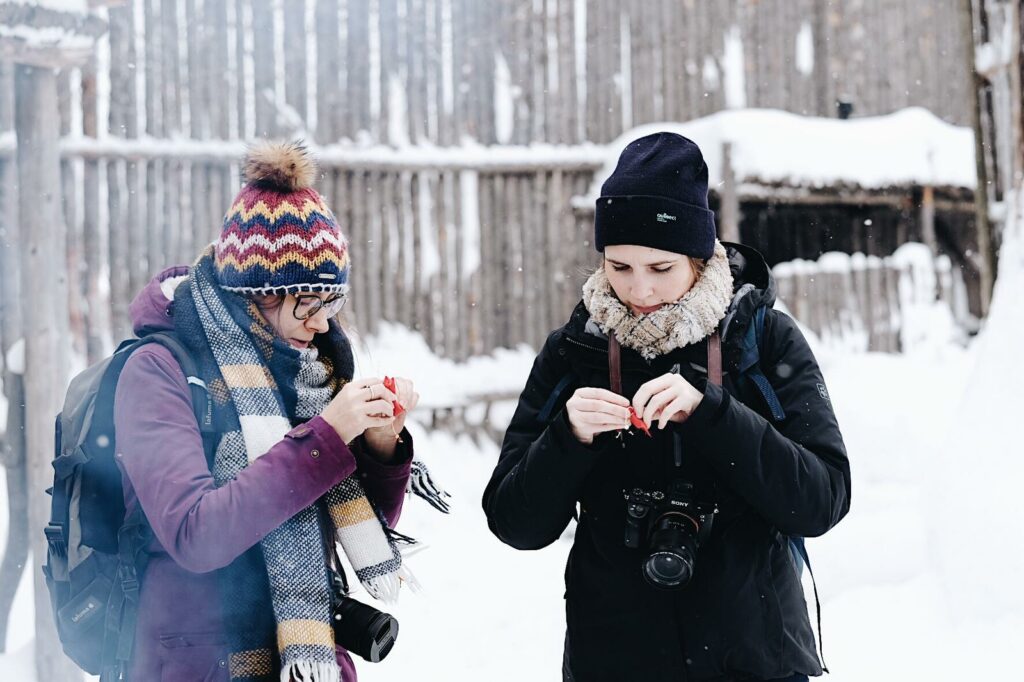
562, 335, 606, 354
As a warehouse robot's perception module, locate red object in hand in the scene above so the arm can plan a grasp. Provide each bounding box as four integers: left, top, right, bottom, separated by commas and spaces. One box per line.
628, 406, 652, 437
383, 376, 405, 416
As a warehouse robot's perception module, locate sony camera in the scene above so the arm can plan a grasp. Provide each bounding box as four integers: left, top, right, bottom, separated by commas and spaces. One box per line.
329, 569, 399, 662
623, 479, 717, 589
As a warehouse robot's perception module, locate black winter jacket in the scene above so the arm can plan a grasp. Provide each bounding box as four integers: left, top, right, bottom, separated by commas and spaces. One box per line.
482, 243, 851, 681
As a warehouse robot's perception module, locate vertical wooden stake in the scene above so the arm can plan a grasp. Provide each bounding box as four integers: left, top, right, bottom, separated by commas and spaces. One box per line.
15, 62, 82, 682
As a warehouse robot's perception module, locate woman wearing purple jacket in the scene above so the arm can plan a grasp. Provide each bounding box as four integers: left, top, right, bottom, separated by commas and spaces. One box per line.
113, 141, 417, 681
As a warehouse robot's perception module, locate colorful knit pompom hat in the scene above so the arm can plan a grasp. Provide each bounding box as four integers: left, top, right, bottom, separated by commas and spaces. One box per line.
215, 140, 350, 295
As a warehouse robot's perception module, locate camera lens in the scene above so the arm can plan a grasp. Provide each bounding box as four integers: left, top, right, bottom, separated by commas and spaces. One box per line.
645, 551, 691, 585
333, 597, 400, 662
642, 512, 699, 589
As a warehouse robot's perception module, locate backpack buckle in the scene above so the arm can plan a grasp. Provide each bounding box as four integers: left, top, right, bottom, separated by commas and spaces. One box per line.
44, 523, 67, 558
117, 564, 140, 599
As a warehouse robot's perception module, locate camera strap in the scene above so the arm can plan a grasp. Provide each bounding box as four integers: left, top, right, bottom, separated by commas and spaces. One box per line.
606, 331, 722, 391
707, 331, 722, 386
608, 332, 623, 393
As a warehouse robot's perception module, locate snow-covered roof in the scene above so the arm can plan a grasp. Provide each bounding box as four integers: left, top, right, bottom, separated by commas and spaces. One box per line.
583, 107, 976, 203
0, 1, 106, 68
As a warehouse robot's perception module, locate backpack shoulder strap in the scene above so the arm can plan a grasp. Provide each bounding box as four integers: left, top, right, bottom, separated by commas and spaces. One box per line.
536, 372, 576, 425
130, 332, 219, 466
739, 306, 786, 423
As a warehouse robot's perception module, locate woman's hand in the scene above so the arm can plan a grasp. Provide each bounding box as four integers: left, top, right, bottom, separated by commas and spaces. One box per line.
632, 373, 704, 430
320, 377, 399, 444
362, 376, 420, 458
566, 387, 632, 445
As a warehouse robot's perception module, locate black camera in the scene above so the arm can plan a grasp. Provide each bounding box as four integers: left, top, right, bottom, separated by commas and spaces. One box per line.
329, 570, 399, 662
623, 480, 717, 589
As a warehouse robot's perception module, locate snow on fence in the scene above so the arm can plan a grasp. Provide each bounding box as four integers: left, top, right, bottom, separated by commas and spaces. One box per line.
773, 243, 974, 353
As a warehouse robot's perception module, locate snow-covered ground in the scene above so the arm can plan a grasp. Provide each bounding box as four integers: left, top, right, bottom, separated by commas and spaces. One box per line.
2, 241, 1021, 680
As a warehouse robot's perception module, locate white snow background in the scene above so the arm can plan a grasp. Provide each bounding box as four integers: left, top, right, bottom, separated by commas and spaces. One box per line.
2, 224, 1022, 679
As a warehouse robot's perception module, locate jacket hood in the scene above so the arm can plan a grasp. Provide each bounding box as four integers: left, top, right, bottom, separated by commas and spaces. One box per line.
129, 265, 190, 336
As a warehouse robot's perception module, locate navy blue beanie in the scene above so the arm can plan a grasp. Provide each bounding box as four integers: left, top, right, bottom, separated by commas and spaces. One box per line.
594, 132, 716, 259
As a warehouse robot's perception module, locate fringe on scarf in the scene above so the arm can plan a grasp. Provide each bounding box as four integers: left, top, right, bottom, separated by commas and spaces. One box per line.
280, 660, 341, 682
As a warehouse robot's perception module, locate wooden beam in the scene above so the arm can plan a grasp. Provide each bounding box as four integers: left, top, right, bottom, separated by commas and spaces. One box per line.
14, 62, 81, 681
920, 185, 938, 253
719, 141, 740, 242
963, 0, 995, 315
0, 4, 106, 69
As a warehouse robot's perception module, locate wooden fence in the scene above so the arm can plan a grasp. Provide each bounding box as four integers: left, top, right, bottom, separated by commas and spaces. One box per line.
774, 248, 973, 353
4, 0, 973, 148
0, 0, 982, 366
0, 141, 606, 363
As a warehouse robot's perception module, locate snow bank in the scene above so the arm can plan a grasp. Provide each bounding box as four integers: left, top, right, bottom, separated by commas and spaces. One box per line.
585, 107, 975, 199
891, 242, 962, 355
927, 189, 1024, 625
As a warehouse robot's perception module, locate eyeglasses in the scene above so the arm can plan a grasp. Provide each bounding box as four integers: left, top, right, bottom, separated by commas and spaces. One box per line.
293, 293, 348, 321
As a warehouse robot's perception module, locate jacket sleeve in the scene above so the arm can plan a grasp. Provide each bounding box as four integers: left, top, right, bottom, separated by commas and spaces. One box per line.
482, 331, 611, 550
679, 310, 851, 537
114, 346, 360, 573
350, 433, 413, 528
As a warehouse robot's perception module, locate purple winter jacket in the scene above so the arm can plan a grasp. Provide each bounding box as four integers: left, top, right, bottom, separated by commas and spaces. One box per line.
113, 266, 412, 681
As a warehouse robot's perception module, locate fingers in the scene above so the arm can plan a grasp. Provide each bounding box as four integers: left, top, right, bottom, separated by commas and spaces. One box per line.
572, 409, 627, 428
364, 398, 395, 418
631, 374, 675, 413
656, 396, 690, 430
574, 387, 630, 406
570, 397, 631, 422
393, 377, 415, 408
351, 380, 398, 405
642, 388, 677, 428
589, 421, 628, 436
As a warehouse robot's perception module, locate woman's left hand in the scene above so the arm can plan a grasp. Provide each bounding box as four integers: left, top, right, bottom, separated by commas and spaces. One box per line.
632, 373, 704, 430
363, 376, 419, 457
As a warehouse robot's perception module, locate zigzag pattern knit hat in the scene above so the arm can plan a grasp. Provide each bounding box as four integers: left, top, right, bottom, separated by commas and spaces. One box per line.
215, 140, 350, 295
594, 132, 716, 259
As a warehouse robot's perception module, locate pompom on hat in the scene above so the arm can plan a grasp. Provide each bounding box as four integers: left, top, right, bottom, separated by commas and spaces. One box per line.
215, 140, 350, 295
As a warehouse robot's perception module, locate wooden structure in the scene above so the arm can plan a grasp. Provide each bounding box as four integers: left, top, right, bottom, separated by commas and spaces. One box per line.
0, 0, 984, 366
0, 2, 108, 679
774, 249, 972, 353
967, 0, 1023, 313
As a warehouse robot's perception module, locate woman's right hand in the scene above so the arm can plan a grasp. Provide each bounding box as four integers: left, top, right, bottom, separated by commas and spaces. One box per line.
320, 377, 399, 444
565, 387, 632, 445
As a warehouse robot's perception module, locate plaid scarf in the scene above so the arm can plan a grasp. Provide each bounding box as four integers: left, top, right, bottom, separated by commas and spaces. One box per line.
172, 246, 413, 682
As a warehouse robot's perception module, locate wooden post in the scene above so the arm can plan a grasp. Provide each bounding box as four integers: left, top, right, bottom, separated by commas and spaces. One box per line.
0, 57, 27, 653
719, 141, 741, 243
15, 62, 82, 682
0, 369, 26, 654
920, 185, 938, 254
316, 0, 341, 143
252, 0, 277, 138
962, 0, 996, 315
106, 5, 129, 339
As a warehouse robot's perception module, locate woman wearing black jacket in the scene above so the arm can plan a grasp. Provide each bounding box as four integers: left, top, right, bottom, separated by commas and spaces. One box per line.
482, 133, 850, 682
